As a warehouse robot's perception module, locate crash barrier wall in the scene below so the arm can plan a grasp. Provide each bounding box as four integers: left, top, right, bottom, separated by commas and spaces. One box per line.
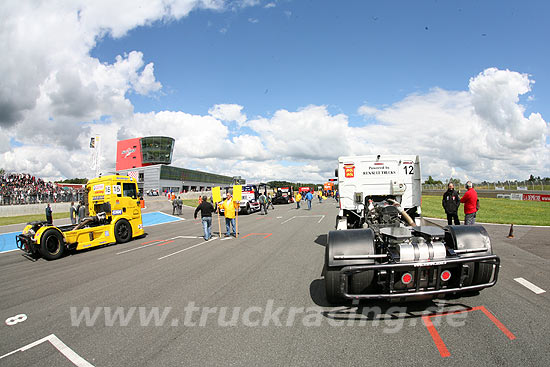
0, 202, 72, 218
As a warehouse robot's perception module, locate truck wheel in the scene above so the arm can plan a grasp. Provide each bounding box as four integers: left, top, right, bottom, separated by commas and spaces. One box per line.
325, 267, 345, 304
39, 229, 65, 260
473, 262, 493, 285
246, 204, 251, 215
350, 271, 375, 294
115, 219, 132, 243
460, 262, 476, 287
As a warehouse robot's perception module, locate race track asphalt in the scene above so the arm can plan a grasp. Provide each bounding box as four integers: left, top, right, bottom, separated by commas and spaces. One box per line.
1, 197, 549, 366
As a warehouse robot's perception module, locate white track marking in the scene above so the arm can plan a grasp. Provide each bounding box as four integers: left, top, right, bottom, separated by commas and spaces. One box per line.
144, 218, 185, 227
0, 334, 93, 366
5, 314, 27, 326
158, 238, 217, 260
116, 235, 197, 255
514, 277, 546, 294
281, 215, 325, 224
423, 217, 549, 228
280, 216, 296, 224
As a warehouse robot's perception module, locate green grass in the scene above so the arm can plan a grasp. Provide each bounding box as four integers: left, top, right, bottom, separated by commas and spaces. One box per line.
182, 199, 199, 207
421, 195, 550, 226
0, 212, 70, 226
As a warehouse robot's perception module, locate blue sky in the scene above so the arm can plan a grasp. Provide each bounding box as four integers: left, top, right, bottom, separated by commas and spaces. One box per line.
1, 0, 549, 183
91, 0, 549, 119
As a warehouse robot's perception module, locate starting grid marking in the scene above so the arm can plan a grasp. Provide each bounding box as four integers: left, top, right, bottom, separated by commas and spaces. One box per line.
514, 277, 546, 294
422, 306, 516, 358
0, 334, 93, 366
280, 215, 325, 224
157, 237, 218, 260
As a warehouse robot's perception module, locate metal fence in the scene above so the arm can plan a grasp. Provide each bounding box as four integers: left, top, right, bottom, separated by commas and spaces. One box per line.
0, 191, 86, 206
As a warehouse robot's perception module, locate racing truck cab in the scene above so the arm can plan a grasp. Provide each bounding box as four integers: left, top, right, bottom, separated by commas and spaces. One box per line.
273, 187, 294, 204
16, 175, 145, 260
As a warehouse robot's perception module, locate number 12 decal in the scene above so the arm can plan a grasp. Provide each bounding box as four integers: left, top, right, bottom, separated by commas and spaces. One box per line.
403, 165, 414, 175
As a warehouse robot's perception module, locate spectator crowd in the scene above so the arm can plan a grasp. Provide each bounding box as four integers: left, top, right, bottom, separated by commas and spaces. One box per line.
0, 173, 84, 205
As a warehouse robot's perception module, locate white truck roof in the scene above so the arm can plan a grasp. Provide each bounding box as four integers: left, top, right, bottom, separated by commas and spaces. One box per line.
337, 155, 421, 210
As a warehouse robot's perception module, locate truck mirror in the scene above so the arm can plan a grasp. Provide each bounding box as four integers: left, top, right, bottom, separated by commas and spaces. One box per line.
334, 169, 338, 178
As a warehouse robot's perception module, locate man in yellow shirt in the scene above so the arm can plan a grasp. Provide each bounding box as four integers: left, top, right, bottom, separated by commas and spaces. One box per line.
220, 193, 239, 237
295, 192, 302, 209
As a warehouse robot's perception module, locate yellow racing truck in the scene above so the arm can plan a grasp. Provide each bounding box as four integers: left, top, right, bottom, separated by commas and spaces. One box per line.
16, 175, 145, 260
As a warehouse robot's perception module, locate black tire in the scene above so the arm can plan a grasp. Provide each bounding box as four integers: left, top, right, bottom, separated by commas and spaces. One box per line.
246, 204, 251, 215
350, 271, 375, 294
460, 262, 476, 287
325, 267, 345, 304
39, 229, 65, 260
473, 262, 493, 285
324, 245, 345, 304
114, 219, 132, 243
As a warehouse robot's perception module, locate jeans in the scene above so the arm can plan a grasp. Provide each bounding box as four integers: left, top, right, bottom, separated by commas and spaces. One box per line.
202, 216, 212, 240
296, 201, 300, 209
307, 200, 312, 210
464, 212, 476, 225
225, 217, 236, 236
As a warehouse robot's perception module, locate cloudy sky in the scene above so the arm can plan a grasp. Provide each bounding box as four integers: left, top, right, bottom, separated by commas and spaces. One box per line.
1, 0, 548, 183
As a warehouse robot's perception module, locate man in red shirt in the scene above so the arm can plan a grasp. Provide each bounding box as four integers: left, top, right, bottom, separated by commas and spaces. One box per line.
460, 181, 478, 225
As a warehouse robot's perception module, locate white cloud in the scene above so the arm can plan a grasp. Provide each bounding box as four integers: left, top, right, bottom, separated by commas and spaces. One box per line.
248, 17, 259, 23
208, 104, 247, 124
357, 68, 549, 182
265, 2, 276, 9
0, 1, 547, 184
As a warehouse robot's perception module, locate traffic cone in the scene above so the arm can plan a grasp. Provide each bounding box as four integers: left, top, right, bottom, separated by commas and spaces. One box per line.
507, 224, 514, 239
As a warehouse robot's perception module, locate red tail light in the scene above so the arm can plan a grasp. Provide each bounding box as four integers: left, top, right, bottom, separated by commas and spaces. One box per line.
441, 270, 451, 282
401, 272, 413, 285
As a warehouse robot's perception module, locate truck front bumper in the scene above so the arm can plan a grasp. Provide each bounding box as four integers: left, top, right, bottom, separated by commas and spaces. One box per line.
16, 234, 38, 255
339, 254, 500, 300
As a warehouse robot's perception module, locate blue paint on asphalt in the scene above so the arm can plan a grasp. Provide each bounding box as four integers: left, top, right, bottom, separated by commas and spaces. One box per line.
0, 212, 182, 254
141, 211, 183, 227
0, 231, 22, 253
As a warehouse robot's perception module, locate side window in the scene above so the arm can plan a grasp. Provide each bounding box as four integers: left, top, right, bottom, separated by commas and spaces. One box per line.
123, 183, 137, 199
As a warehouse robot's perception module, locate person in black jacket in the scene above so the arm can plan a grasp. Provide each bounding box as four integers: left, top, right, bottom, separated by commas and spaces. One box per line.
442, 182, 460, 225
45, 203, 53, 225
194, 196, 215, 240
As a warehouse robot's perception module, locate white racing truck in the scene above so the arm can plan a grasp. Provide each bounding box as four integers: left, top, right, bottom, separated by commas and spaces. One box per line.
325, 155, 499, 303
239, 185, 262, 214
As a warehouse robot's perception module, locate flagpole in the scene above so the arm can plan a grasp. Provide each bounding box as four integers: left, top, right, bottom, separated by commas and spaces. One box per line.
217, 202, 222, 238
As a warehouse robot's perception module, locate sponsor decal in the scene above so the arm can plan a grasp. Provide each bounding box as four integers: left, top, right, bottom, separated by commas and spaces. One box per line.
362, 163, 397, 176
105, 185, 111, 195
104, 231, 109, 237
523, 194, 550, 202
92, 195, 104, 201
93, 184, 104, 191
344, 164, 355, 178
112, 209, 123, 216
121, 147, 136, 158
138, 224, 143, 230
